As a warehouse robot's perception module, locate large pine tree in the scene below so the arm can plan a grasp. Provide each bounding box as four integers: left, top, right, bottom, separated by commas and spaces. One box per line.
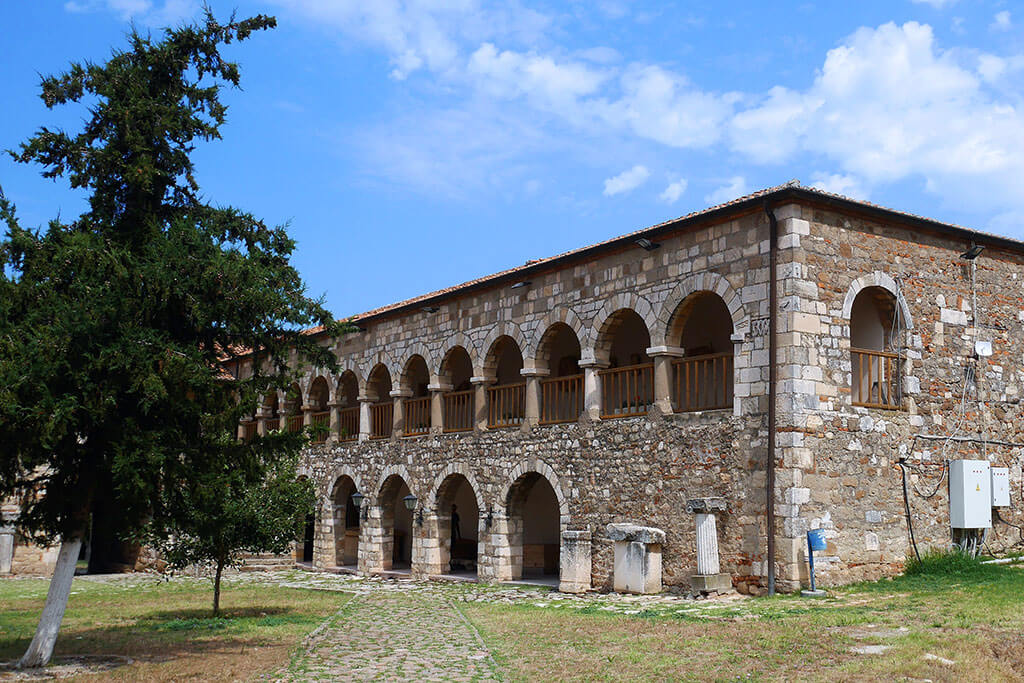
0, 11, 339, 667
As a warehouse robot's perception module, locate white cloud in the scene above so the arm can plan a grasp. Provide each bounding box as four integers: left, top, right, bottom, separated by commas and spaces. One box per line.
809, 173, 869, 200
909, 0, 957, 8
603, 165, 650, 196
64, 0, 197, 25
991, 11, 1012, 32
659, 177, 688, 204
704, 176, 749, 205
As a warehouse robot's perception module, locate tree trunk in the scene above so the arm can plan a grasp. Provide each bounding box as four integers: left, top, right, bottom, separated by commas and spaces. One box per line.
18, 537, 83, 669
213, 557, 224, 617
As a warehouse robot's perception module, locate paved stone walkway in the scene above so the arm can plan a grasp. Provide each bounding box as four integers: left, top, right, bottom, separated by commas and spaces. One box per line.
276, 589, 500, 682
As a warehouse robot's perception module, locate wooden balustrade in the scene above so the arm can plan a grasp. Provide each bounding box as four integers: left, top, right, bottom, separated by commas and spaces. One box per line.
443, 389, 474, 433
403, 396, 431, 436
488, 382, 526, 428
851, 348, 902, 409
370, 402, 393, 439
338, 406, 359, 442
672, 353, 733, 413
287, 415, 304, 433
539, 374, 583, 425
310, 411, 330, 443
242, 421, 257, 442
599, 363, 654, 419
264, 417, 280, 432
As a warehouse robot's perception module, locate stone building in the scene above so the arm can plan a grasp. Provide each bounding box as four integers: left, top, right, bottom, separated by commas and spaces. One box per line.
6, 182, 1024, 593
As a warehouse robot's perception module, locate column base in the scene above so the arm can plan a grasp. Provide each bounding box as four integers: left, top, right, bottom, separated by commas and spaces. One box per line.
690, 573, 732, 594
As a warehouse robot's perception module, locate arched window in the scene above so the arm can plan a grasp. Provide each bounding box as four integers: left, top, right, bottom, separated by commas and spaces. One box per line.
667, 292, 734, 412
401, 355, 431, 436
308, 377, 331, 443
851, 287, 901, 408
366, 364, 393, 439
336, 371, 360, 442
536, 323, 583, 424
484, 336, 525, 428
440, 346, 474, 432
263, 392, 281, 432
596, 309, 653, 418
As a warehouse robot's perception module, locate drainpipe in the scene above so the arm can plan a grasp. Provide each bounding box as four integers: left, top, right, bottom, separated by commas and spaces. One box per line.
764, 202, 778, 597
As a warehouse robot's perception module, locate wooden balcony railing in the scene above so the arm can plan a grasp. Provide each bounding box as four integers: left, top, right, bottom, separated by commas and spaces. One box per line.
672, 353, 733, 412
338, 406, 359, 442
599, 363, 654, 419
242, 421, 258, 442
370, 402, 394, 439
287, 415, 304, 433
852, 348, 902, 409
310, 411, 330, 443
403, 396, 431, 436
443, 389, 474, 433
264, 417, 280, 432
539, 374, 583, 425
488, 382, 526, 428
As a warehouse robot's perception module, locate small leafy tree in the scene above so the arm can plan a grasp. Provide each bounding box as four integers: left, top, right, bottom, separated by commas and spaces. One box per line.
151, 439, 315, 616
0, 11, 340, 668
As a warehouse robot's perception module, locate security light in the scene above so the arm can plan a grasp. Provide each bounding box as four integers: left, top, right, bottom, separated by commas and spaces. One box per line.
510, 280, 531, 289
635, 238, 661, 251
421, 306, 439, 313
960, 243, 984, 260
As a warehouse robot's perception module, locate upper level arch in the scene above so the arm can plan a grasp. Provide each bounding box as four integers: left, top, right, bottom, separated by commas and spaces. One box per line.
842, 272, 913, 330
586, 293, 656, 365
653, 272, 746, 347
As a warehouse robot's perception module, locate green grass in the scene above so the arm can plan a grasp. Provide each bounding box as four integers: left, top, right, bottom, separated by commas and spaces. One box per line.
0, 575, 348, 681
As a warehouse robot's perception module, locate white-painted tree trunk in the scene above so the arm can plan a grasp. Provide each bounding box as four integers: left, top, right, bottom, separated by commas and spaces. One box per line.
18, 538, 82, 669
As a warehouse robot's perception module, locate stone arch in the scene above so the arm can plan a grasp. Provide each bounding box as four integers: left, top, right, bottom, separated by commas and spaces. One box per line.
841, 271, 914, 330
373, 464, 418, 504
480, 322, 530, 370
363, 363, 393, 402
307, 375, 331, 410
653, 272, 748, 346
526, 306, 586, 365
326, 470, 363, 568
444, 332, 480, 375
438, 345, 475, 391
586, 292, 656, 364
401, 342, 437, 380
428, 463, 486, 513
375, 466, 417, 571
335, 370, 361, 407
497, 459, 570, 521
495, 460, 570, 582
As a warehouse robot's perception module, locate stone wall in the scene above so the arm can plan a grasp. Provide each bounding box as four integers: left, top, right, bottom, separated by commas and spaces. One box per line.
771, 203, 1024, 590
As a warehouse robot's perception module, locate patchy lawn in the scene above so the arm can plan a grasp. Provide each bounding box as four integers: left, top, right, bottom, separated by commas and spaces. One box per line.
462, 561, 1024, 682
0, 574, 348, 681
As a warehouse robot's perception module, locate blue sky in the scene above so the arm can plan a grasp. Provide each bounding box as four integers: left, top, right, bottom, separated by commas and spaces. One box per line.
2, 1, 1022, 317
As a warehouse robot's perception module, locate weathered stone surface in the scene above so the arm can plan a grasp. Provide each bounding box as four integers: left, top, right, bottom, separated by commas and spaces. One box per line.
606, 523, 667, 545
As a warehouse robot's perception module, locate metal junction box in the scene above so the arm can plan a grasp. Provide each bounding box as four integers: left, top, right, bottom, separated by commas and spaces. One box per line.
949, 460, 992, 529
991, 467, 1010, 508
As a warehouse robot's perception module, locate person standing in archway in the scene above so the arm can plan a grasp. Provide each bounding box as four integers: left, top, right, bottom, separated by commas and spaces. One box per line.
451, 504, 461, 540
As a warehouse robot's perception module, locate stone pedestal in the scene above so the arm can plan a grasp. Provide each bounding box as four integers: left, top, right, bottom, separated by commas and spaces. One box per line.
607, 523, 665, 594
0, 525, 13, 575
559, 530, 592, 593
686, 497, 732, 594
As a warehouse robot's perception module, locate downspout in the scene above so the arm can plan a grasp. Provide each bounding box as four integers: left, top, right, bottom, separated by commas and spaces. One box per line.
764, 202, 778, 596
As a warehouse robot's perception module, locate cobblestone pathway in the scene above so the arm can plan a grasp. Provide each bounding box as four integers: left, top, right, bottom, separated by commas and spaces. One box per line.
277, 589, 500, 682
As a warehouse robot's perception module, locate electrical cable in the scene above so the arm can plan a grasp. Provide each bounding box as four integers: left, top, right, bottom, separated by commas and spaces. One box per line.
898, 459, 922, 563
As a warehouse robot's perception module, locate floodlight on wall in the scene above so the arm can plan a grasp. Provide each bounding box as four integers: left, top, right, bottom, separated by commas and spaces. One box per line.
961, 243, 985, 260
421, 306, 439, 313
403, 493, 424, 526
635, 238, 661, 251
509, 280, 531, 290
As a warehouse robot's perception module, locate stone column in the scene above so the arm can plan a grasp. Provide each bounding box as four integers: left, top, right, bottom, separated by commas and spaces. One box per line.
520, 367, 549, 427
427, 382, 451, 435
579, 359, 608, 420
357, 395, 373, 442
686, 497, 732, 594
390, 389, 411, 437
559, 530, 592, 593
647, 346, 684, 415
302, 402, 314, 427
607, 523, 665, 594
255, 404, 269, 437
327, 400, 341, 444
470, 377, 492, 431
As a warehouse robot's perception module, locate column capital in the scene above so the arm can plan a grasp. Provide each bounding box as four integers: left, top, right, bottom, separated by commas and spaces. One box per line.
646, 345, 685, 358
519, 367, 550, 378
357, 394, 376, 404
389, 389, 412, 399
427, 382, 453, 393
470, 376, 495, 386
578, 359, 609, 370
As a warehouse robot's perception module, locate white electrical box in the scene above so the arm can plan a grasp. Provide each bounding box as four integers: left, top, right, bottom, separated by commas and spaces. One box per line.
949, 460, 992, 528
992, 467, 1010, 507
